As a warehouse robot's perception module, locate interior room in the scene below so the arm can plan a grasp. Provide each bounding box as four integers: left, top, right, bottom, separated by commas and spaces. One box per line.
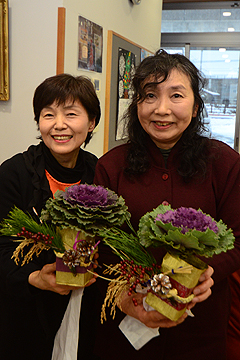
0, 0, 239, 164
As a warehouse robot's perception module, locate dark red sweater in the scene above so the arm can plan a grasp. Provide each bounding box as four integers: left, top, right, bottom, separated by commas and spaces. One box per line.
91, 137, 240, 360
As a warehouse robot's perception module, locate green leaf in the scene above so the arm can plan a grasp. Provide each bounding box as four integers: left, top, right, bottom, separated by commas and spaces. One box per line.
165, 229, 202, 250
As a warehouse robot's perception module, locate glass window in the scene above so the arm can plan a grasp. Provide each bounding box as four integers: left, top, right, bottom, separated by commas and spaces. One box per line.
161, 8, 240, 33
190, 48, 239, 148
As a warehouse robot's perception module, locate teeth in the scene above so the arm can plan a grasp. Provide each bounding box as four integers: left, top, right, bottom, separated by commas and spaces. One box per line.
52, 136, 72, 140
156, 122, 170, 126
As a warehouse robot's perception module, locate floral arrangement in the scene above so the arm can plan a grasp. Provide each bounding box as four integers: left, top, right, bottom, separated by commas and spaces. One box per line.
41, 184, 129, 234
100, 204, 235, 322
138, 204, 234, 259
0, 184, 130, 286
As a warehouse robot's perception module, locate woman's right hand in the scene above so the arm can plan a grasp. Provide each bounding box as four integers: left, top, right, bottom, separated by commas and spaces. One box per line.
120, 291, 188, 329
28, 262, 96, 295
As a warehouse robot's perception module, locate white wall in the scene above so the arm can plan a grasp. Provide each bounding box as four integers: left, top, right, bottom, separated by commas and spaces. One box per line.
0, 0, 162, 164
0, 0, 62, 164
63, 0, 162, 157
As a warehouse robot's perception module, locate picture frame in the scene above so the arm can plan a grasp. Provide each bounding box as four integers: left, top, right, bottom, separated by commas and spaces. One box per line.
104, 31, 153, 152
0, 0, 9, 101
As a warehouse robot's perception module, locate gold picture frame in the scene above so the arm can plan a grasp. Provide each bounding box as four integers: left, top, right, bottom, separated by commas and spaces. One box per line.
0, 0, 9, 101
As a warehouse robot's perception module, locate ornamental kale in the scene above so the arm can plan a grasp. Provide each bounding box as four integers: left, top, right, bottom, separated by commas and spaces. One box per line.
41, 184, 130, 236
155, 207, 219, 234
62, 184, 118, 208
138, 204, 235, 258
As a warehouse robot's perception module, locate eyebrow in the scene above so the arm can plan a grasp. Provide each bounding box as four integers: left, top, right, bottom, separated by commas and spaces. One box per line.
42, 105, 54, 110
169, 85, 187, 91
42, 104, 79, 110
143, 83, 187, 91
63, 104, 81, 110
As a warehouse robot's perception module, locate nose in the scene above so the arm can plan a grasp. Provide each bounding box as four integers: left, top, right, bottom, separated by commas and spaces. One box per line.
154, 98, 171, 116
54, 114, 67, 130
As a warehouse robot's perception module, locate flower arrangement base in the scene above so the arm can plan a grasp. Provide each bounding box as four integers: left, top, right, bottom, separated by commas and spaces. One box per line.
146, 253, 207, 321
56, 257, 93, 287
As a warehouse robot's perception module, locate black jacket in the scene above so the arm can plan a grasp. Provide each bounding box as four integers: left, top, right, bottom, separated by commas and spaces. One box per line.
0, 142, 97, 360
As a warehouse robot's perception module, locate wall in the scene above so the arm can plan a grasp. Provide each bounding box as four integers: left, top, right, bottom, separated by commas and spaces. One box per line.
0, 0, 62, 164
0, 0, 162, 164
63, 0, 162, 157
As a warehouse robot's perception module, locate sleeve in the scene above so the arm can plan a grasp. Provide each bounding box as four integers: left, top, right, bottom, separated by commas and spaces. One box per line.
94, 159, 113, 189
208, 148, 240, 283
0, 155, 54, 299
93, 148, 122, 192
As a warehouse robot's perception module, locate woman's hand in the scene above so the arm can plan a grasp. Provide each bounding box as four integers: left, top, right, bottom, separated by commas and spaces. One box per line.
120, 291, 188, 329
187, 265, 214, 309
28, 262, 97, 295
119, 265, 214, 328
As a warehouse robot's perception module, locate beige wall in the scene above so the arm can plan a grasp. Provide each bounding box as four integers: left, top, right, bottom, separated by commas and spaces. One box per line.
63, 0, 162, 157
0, 0, 62, 164
0, 0, 162, 164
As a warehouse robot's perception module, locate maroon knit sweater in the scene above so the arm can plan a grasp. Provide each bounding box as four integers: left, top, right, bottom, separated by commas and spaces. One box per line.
89, 137, 240, 360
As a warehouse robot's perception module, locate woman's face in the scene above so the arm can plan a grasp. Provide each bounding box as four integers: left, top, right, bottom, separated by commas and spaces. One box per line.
137, 68, 198, 149
39, 100, 95, 168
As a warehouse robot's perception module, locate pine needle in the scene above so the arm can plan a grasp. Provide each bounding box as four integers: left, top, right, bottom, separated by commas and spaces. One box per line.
99, 227, 156, 267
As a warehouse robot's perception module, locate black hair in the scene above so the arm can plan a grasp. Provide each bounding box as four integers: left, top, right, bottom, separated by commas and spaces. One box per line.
124, 49, 211, 181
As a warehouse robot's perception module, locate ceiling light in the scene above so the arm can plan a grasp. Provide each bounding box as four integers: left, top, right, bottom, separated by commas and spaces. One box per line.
228, 27, 235, 32
219, 48, 226, 52
223, 12, 232, 16
225, 59, 231, 63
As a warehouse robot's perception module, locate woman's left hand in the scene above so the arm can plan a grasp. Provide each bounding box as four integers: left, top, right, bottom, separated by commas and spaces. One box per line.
187, 265, 214, 309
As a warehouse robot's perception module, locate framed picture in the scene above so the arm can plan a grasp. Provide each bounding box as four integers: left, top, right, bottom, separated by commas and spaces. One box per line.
0, 0, 9, 101
104, 31, 153, 152
78, 16, 103, 73
116, 48, 136, 141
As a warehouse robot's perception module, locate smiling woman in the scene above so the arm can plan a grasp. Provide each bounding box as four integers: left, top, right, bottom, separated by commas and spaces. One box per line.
39, 101, 95, 168
91, 50, 240, 360
0, 74, 101, 360
137, 69, 198, 149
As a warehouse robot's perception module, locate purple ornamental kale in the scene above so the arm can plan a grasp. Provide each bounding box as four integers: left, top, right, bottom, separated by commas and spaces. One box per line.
62, 184, 118, 208
155, 207, 218, 234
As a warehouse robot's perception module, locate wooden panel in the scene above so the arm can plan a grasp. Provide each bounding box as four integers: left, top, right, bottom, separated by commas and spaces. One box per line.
0, 0, 9, 101
56, 7, 66, 75
103, 31, 113, 153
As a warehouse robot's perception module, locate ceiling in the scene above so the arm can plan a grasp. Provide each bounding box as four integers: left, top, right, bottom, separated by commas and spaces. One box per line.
163, 1, 240, 10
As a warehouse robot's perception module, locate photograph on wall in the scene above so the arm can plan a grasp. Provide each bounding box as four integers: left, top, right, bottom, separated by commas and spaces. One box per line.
78, 16, 103, 73
116, 48, 136, 140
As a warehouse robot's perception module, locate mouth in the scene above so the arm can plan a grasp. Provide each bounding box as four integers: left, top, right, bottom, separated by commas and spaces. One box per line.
155, 122, 172, 127
51, 135, 73, 140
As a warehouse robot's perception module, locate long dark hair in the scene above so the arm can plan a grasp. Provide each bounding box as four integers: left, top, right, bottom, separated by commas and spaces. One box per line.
33, 74, 101, 146
125, 49, 211, 181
